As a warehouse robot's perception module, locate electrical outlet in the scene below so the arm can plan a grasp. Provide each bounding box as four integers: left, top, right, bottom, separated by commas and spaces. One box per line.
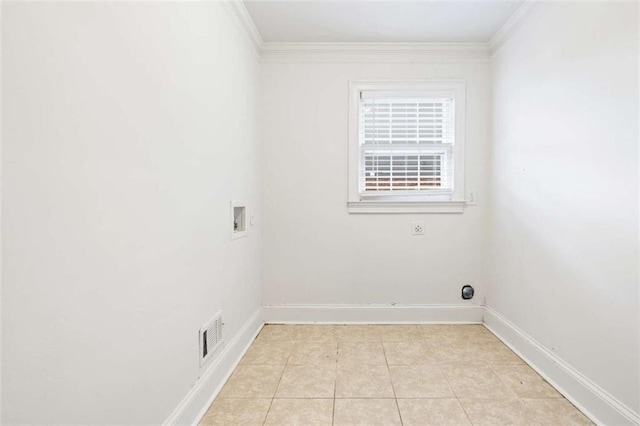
412, 221, 425, 235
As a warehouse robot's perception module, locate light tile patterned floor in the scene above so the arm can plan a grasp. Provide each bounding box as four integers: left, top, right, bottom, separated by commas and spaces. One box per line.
200, 325, 592, 425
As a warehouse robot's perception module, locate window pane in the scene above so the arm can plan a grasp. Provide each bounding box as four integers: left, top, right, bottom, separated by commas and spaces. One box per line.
363, 152, 445, 192
361, 97, 454, 146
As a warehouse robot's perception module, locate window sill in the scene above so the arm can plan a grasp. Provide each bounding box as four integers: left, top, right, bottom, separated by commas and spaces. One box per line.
347, 200, 465, 214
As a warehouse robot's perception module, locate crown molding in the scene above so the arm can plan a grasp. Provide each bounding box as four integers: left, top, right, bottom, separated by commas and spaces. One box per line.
260, 42, 491, 64
222, 0, 543, 63
221, 0, 264, 56
489, 0, 547, 56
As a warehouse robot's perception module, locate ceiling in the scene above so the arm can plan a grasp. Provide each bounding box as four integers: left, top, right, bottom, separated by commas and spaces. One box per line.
244, 1, 524, 44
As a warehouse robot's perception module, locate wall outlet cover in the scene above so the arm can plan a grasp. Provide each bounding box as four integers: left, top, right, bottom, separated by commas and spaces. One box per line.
412, 221, 425, 235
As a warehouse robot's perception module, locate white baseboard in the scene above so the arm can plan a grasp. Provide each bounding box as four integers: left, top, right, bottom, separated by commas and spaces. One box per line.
263, 304, 483, 324
163, 308, 264, 426
483, 306, 640, 426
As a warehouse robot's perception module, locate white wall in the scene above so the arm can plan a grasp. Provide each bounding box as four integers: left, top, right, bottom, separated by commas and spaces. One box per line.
261, 61, 490, 308
2, 2, 261, 424
488, 1, 639, 417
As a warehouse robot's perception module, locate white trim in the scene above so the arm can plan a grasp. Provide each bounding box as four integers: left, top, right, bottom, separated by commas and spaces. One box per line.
347, 80, 467, 214
347, 200, 465, 214
483, 306, 640, 426
261, 42, 490, 63
488, 0, 547, 57
0, 2, 3, 421
163, 308, 264, 426
220, 0, 264, 56
263, 304, 483, 324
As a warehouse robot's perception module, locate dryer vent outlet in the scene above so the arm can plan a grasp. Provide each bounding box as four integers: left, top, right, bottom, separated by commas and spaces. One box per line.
461, 285, 474, 300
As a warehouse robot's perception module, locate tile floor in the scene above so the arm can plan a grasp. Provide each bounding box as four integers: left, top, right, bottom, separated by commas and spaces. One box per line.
200, 325, 592, 425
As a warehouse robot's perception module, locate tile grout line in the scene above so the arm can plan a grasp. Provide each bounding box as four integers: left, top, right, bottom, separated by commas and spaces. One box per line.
261, 338, 295, 426
489, 363, 520, 400
381, 341, 404, 426
332, 339, 338, 426
436, 355, 474, 425
488, 362, 533, 420
455, 396, 475, 426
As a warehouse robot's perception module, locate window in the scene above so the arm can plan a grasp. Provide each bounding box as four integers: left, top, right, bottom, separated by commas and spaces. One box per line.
348, 81, 466, 213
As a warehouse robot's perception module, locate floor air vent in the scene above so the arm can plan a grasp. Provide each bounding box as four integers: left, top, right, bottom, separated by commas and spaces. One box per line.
200, 312, 223, 366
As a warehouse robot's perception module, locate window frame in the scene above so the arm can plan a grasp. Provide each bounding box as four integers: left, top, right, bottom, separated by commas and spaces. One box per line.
347, 80, 467, 214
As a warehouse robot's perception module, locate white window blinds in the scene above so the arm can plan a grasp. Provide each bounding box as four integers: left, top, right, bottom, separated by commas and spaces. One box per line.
359, 91, 455, 197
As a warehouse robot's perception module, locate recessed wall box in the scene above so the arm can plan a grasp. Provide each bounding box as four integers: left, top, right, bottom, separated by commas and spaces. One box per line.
231, 202, 247, 240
